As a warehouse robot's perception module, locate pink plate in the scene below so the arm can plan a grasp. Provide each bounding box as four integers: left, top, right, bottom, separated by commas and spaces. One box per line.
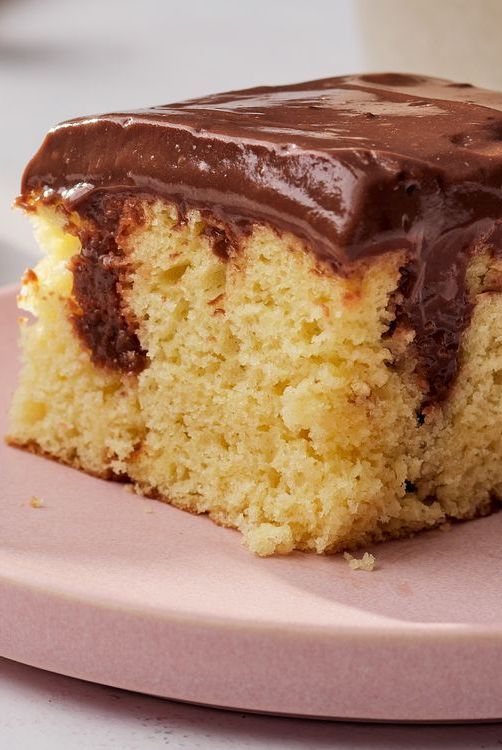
2, 283, 502, 722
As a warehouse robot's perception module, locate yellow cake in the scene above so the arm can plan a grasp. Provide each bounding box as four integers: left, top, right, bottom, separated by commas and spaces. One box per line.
8, 73, 502, 555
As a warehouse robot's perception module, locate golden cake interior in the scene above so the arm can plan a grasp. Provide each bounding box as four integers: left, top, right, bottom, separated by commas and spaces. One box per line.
8, 198, 502, 555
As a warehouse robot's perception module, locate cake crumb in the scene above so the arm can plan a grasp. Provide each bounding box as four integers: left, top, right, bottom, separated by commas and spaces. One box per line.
122, 484, 135, 494
144, 508, 155, 514
439, 521, 451, 532
343, 551, 376, 571
29, 495, 44, 509
22, 267, 39, 287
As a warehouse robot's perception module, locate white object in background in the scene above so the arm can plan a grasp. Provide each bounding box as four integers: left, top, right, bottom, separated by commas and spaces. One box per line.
357, 0, 502, 90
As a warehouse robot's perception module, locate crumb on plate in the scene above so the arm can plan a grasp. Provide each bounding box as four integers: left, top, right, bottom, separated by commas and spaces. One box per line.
343, 551, 376, 571
29, 495, 44, 509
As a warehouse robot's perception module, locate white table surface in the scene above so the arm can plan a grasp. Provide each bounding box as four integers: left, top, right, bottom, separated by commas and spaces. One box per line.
2, 0, 502, 746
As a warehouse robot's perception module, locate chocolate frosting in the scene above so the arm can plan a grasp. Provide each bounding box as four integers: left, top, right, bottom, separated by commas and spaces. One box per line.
20, 73, 502, 403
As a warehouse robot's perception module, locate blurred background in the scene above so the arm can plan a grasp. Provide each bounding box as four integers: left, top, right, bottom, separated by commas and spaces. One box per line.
2, 0, 502, 283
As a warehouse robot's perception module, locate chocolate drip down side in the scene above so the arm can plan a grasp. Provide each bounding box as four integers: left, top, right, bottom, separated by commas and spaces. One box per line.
19, 73, 502, 401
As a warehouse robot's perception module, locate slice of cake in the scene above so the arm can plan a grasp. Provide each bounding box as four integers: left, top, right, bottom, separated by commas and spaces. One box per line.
8, 73, 502, 556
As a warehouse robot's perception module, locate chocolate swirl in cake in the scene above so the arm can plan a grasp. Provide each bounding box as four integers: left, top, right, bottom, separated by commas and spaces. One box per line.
70, 194, 147, 374
20, 73, 502, 402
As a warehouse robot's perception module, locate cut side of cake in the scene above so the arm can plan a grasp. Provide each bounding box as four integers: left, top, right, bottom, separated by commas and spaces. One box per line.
8, 72, 502, 555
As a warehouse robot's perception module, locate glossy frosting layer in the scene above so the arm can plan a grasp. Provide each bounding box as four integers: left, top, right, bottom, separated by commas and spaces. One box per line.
20, 73, 502, 403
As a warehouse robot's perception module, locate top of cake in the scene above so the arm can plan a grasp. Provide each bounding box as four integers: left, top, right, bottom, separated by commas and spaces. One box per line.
19, 73, 502, 404
21, 71, 502, 263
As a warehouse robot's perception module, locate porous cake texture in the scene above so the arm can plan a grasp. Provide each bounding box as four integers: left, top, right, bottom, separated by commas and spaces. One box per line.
8, 73, 502, 555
